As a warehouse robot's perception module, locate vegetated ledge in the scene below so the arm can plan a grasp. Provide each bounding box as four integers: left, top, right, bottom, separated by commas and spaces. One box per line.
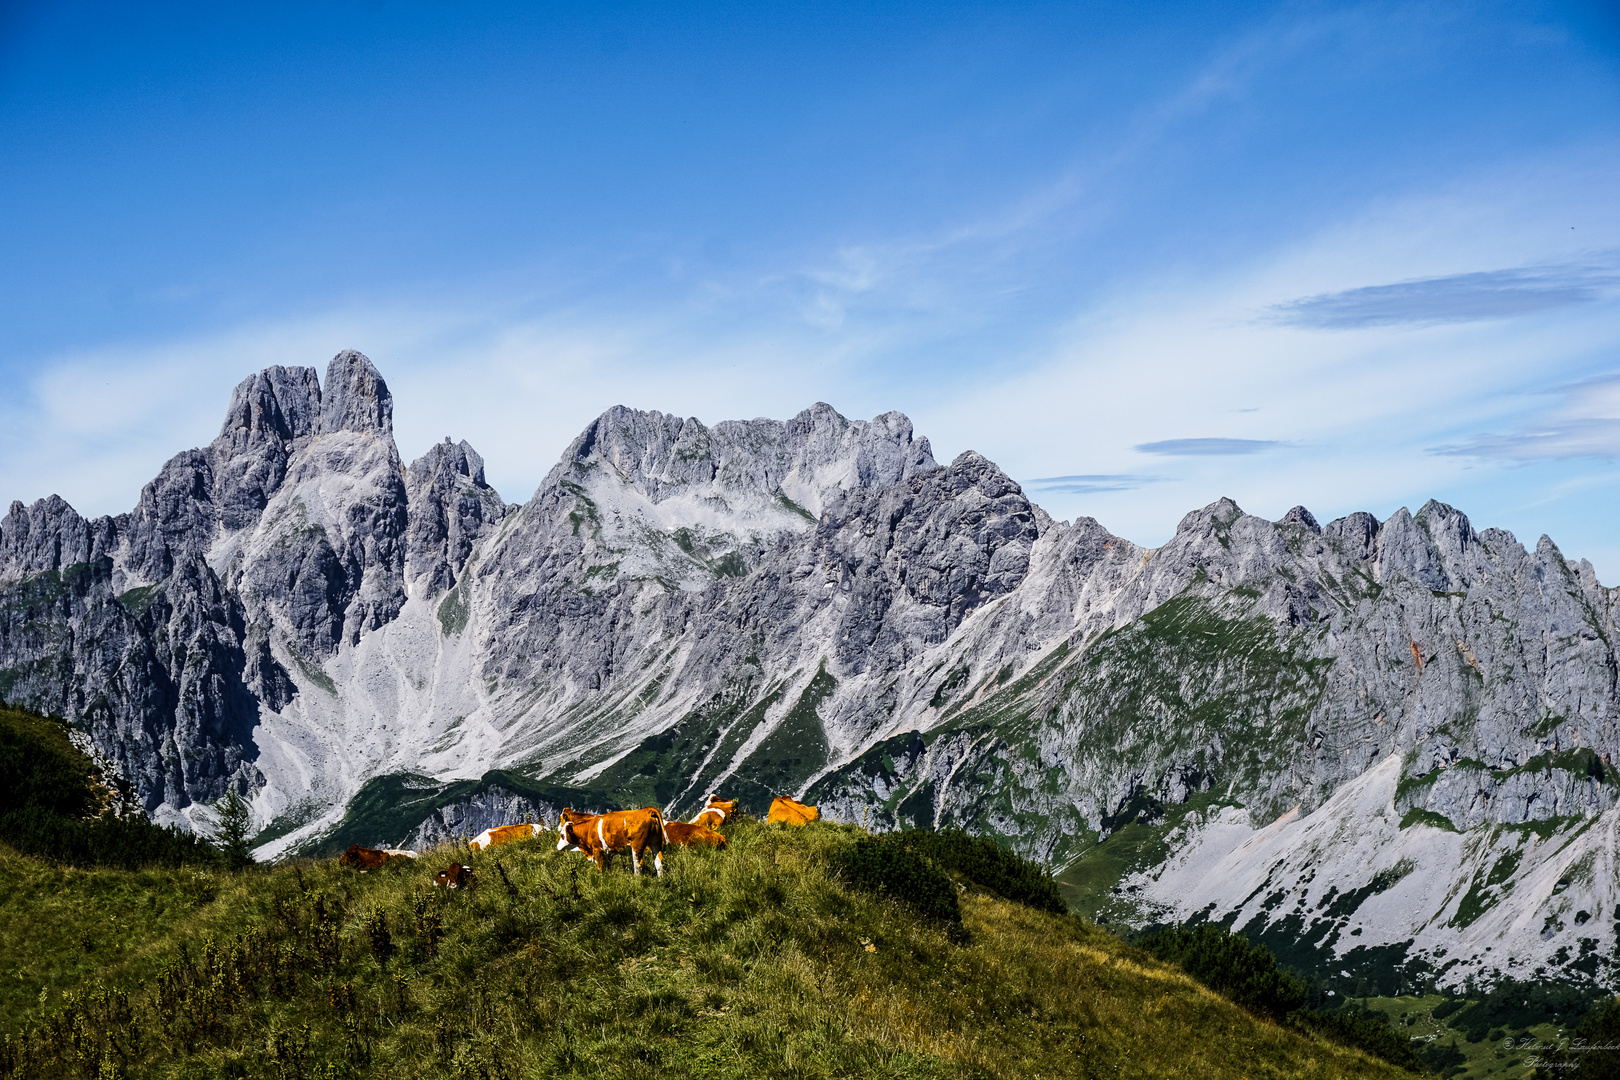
0, 822, 1415, 1079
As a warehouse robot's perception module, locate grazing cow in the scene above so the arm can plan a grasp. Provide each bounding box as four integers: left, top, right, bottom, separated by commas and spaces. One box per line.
433, 863, 475, 889
338, 845, 419, 871
768, 796, 819, 825
468, 823, 544, 852
558, 807, 666, 876
691, 796, 739, 831
555, 808, 598, 853
663, 821, 729, 850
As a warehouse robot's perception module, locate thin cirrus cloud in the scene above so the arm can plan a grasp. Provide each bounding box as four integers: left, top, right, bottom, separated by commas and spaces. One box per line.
1430, 419, 1620, 461
1133, 438, 1284, 456
1431, 373, 1620, 461
1267, 262, 1618, 330
1028, 474, 1168, 494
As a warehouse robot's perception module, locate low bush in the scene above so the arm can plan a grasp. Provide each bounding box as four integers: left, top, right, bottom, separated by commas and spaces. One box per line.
889, 828, 1067, 914
1446, 977, 1600, 1042
827, 833, 962, 929
0, 807, 218, 870
1532, 994, 1620, 1079
1295, 1003, 1425, 1073
0, 707, 101, 817
1138, 923, 1433, 1072
1136, 922, 1307, 1021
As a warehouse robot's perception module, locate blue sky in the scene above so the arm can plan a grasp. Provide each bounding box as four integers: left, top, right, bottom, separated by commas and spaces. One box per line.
3, 1, 1619, 575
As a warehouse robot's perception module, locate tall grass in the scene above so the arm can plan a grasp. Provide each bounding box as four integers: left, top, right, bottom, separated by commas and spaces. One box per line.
2, 821, 1418, 1079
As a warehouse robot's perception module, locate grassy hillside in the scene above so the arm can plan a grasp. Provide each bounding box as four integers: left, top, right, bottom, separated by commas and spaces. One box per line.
1, 819, 1415, 1080
0, 704, 216, 870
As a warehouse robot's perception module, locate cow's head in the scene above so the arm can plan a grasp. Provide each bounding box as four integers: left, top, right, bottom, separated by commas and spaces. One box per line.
557, 817, 580, 852
338, 844, 362, 867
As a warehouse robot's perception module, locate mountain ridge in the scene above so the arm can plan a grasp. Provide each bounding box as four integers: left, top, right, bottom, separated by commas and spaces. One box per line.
3, 349, 1619, 993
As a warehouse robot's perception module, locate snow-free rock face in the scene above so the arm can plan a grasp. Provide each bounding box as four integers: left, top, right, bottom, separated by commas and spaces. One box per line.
4, 352, 1620, 992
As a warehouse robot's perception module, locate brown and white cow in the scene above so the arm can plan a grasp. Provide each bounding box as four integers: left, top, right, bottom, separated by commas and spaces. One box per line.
691, 796, 739, 831
663, 821, 728, 850
338, 844, 419, 871
468, 823, 544, 852
433, 863, 475, 889
767, 796, 819, 825
558, 807, 666, 876
555, 808, 598, 853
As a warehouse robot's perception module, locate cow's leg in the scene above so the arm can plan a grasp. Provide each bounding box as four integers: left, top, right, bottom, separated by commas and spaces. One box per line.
631, 845, 642, 876
653, 849, 664, 877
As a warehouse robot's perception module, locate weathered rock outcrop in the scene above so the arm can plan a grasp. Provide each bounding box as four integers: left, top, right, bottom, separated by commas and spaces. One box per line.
4, 351, 1620, 990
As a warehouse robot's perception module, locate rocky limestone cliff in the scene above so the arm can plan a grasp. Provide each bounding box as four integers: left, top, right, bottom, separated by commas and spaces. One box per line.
3, 352, 1619, 991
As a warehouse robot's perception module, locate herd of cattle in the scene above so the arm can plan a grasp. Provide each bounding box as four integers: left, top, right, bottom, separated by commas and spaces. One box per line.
336, 795, 820, 888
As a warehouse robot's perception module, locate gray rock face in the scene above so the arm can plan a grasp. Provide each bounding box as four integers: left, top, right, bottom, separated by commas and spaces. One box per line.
0, 352, 414, 816
404, 787, 557, 850
405, 439, 506, 596
5, 352, 1620, 989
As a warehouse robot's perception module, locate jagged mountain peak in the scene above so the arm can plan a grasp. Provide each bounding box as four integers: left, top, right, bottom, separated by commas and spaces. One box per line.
318, 349, 393, 438
530, 402, 940, 560
215, 365, 322, 449
7, 350, 1620, 996
1275, 504, 1320, 532
409, 437, 488, 488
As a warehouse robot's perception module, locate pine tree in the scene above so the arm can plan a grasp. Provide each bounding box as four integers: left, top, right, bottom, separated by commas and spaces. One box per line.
213, 789, 255, 871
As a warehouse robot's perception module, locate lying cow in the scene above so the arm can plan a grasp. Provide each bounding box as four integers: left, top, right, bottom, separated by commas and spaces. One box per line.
664, 821, 728, 849
468, 823, 544, 852
691, 796, 738, 831
768, 796, 819, 825
557, 807, 666, 876
433, 863, 475, 889
338, 844, 419, 871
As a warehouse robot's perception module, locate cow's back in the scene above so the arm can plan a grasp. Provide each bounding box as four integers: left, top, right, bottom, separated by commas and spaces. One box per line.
768, 797, 819, 825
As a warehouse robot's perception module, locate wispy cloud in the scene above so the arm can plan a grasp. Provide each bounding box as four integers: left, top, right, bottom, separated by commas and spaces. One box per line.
1431, 372, 1620, 461
1029, 473, 1168, 494
1268, 263, 1617, 330
1430, 420, 1620, 461
1134, 438, 1285, 456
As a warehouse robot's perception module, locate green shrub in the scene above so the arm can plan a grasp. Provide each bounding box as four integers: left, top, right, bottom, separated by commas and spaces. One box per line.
889, 828, 1067, 914
1295, 1003, 1425, 1072
0, 704, 219, 870
1136, 922, 1306, 1021
0, 707, 101, 817
1447, 977, 1600, 1041
829, 834, 962, 929
1533, 995, 1620, 1078
0, 807, 218, 870
1419, 1037, 1466, 1075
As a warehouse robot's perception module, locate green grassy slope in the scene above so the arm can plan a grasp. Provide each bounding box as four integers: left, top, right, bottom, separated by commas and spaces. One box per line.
1, 821, 1416, 1080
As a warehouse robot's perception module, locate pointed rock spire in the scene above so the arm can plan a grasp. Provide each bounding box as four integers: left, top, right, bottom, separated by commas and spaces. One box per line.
319, 350, 393, 437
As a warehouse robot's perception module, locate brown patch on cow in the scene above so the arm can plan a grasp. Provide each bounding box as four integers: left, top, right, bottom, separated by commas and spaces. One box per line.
663, 821, 728, 849
768, 796, 819, 825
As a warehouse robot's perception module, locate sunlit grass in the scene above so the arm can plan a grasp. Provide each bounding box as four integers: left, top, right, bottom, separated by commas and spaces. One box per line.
2, 822, 1417, 1078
